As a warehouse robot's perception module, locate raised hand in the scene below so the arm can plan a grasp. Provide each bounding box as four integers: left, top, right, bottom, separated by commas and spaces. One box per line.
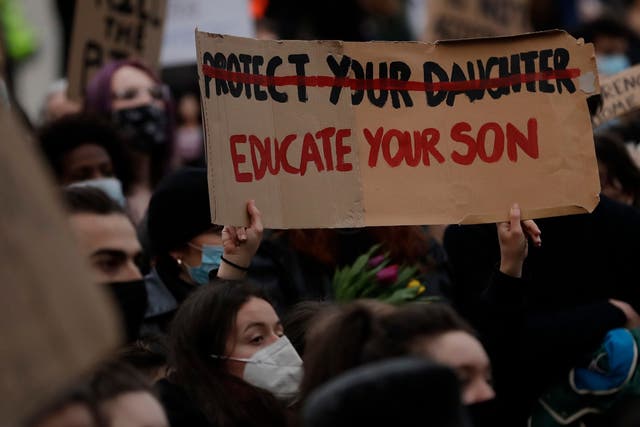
217, 200, 263, 280
497, 203, 539, 278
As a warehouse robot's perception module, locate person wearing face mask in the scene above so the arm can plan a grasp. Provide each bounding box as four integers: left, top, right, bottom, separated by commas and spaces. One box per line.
85, 59, 175, 225
63, 187, 148, 343
144, 168, 225, 333
157, 280, 300, 427
38, 113, 132, 207
575, 17, 635, 77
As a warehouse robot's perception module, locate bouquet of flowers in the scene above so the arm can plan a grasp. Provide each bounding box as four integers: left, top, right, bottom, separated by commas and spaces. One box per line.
333, 244, 436, 304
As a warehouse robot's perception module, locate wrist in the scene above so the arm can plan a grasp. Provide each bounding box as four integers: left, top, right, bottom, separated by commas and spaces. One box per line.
499, 259, 523, 278
221, 255, 249, 272
221, 252, 251, 269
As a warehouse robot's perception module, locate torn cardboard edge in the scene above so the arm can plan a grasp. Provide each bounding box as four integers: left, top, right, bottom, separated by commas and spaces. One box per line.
458, 195, 601, 225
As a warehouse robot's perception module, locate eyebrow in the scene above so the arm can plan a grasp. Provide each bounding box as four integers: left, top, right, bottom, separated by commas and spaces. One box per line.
243, 320, 282, 333
90, 249, 128, 259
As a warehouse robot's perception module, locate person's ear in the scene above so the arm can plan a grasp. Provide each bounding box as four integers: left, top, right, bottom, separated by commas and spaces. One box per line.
169, 249, 184, 265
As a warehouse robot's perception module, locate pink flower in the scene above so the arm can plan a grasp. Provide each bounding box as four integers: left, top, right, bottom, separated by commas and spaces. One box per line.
368, 255, 386, 267
376, 265, 399, 284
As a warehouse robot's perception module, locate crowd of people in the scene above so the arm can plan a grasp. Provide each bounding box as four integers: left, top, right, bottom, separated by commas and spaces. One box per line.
7, 1, 640, 427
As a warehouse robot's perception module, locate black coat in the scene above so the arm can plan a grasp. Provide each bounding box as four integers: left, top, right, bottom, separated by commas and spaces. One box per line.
444, 196, 640, 425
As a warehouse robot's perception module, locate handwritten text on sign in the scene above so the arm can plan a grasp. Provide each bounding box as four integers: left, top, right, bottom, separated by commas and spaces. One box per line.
67, 0, 166, 100
196, 31, 600, 228
593, 64, 640, 127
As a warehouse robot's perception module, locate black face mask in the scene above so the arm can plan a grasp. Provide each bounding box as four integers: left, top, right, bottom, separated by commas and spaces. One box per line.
114, 104, 168, 153
106, 279, 148, 342
466, 399, 499, 427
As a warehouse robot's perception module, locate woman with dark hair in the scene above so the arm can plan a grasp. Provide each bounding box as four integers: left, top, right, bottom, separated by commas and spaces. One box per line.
157, 281, 301, 427
143, 169, 263, 332
84, 59, 175, 224
299, 300, 494, 407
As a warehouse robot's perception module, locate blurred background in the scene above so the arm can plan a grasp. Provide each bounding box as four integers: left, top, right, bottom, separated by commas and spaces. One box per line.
7, 0, 640, 123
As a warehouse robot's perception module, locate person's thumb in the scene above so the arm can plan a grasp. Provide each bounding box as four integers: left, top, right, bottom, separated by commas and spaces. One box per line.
510, 203, 522, 232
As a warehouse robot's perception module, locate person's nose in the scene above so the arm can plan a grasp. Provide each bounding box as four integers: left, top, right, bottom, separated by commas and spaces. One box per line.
465, 379, 495, 405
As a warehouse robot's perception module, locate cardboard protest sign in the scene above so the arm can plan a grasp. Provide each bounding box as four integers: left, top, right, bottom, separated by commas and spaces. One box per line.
196, 30, 600, 228
161, 0, 253, 67
592, 64, 640, 127
0, 109, 119, 425
425, 0, 531, 41
67, 0, 168, 101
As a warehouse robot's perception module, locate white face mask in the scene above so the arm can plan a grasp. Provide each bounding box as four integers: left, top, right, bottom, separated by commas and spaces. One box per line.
212, 336, 303, 402
67, 177, 126, 207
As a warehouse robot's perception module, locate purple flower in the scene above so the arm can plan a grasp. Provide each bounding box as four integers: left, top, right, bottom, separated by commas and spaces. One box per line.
376, 265, 399, 284
368, 255, 386, 267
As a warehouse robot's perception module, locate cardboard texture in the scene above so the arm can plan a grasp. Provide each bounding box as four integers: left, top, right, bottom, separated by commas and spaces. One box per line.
425, 0, 531, 41
196, 30, 601, 228
0, 109, 119, 426
592, 64, 640, 127
66, 0, 167, 101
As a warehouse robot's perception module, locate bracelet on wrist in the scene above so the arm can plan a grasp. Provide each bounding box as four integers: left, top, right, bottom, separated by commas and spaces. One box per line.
221, 255, 249, 272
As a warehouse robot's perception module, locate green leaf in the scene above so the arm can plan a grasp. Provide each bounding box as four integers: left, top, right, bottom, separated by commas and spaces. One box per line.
382, 287, 421, 304
394, 265, 419, 287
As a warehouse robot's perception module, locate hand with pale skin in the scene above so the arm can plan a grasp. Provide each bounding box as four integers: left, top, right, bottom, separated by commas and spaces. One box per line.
497, 203, 542, 278
217, 200, 264, 280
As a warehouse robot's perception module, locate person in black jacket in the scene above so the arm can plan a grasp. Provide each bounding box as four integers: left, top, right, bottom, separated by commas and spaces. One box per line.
445, 197, 640, 425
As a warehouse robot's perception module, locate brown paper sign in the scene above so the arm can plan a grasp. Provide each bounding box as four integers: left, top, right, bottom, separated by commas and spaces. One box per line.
592, 64, 640, 127
196, 30, 600, 229
425, 0, 531, 41
66, 0, 167, 101
0, 109, 119, 425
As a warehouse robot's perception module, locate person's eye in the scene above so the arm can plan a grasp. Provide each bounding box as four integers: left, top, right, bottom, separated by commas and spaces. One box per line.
114, 88, 139, 101
149, 85, 165, 100
250, 336, 264, 345
95, 257, 123, 275
101, 164, 114, 177
71, 169, 92, 181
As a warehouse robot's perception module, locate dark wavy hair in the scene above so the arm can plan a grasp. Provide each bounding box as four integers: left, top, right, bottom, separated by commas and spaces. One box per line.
299, 301, 473, 403
168, 281, 287, 427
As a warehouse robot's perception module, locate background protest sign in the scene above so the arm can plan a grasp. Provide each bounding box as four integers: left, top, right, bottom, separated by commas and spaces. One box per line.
425, 0, 531, 41
196, 30, 600, 229
592, 64, 640, 127
66, 0, 167, 101
0, 109, 119, 425
161, 0, 253, 67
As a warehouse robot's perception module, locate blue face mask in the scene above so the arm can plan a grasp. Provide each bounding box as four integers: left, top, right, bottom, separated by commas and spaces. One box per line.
597, 54, 630, 77
185, 244, 223, 285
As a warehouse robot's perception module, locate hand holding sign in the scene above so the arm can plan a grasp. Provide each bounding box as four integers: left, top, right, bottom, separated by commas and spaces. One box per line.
217, 200, 263, 280
497, 203, 541, 278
